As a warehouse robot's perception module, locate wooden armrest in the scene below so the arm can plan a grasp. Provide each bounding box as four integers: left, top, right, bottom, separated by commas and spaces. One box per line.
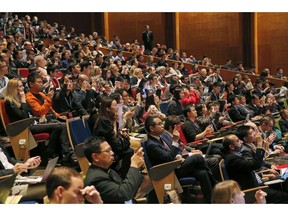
234, 120, 244, 125
187, 140, 205, 146
209, 136, 225, 142
258, 169, 270, 174
242, 185, 268, 193
0, 174, 13, 180
149, 159, 182, 181
6, 118, 36, 136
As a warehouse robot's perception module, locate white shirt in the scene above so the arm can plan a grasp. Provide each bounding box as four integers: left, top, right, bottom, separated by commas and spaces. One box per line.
0, 147, 14, 169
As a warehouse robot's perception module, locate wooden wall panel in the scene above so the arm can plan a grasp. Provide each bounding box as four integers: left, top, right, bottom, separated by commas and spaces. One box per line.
107, 13, 165, 46
178, 13, 243, 66
34, 13, 103, 36
257, 13, 288, 75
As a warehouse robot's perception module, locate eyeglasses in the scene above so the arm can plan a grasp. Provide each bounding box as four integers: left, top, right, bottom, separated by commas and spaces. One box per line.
97, 147, 112, 154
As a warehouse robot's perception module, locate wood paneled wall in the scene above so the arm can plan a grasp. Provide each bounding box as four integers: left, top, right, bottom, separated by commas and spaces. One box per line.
106, 13, 166, 46
178, 13, 243, 66
34, 13, 103, 36
257, 13, 288, 74
29, 12, 288, 78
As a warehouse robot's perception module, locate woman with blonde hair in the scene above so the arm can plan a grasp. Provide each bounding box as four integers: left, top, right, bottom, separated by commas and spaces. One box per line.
4, 78, 75, 165
212, 180, 267, 204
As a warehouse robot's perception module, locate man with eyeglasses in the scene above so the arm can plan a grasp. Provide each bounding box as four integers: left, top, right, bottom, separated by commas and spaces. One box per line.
83, 136, 144, 203
145, 115, 217, 203
0, 60, 9, 99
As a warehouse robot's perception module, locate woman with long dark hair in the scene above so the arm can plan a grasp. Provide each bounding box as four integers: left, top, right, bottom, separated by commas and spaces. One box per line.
93, 96, 133, 179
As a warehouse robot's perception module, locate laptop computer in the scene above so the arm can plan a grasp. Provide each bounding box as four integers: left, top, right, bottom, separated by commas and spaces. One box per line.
15, 157, 59, 184
0, 173, 17, 204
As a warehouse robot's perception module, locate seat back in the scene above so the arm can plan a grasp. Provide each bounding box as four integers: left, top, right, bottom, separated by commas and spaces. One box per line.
18, 68, 30, 78
0, 100, 10, 128
141, 141, 153, 170
67, 117, 92, 147
82, 114, 92, 135
219, 159, 230, 181
66, 117, 92, 174
179, 123, 187, 145
159, 102, 169, 115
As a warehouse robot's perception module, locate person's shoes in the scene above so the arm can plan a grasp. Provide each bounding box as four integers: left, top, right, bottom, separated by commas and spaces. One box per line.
60, 153, 79, 167
0, 135, 10, 143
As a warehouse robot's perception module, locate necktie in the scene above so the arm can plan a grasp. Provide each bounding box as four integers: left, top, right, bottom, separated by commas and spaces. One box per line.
160, 137, 170, 150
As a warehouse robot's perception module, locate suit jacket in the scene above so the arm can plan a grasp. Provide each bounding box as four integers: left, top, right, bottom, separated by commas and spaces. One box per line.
228, 106, 246, 122
84, 164, 143, 203
52, 84, 88, 117
247, 103, 266, 116
167, 99, 183, 117
279, 118, 288, 134
142, 30, 153, 49
182, 119, 202, 143
12, 59, 29, 68
223, 148, 265, 190
146, 134, 180, 166
0, 144, 21, 177
208, 91, 220, 101
237, 104, 254, 116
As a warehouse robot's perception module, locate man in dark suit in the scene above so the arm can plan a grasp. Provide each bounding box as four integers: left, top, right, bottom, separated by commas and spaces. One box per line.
222, 134, 288, 203
247, 94, 267, 117
83, 136, 144, 203
142, 25, 153, 54
279, 108, 288, 135
145, 115, 216, 203
208, 82, 221, 101
228, 95, 247, 122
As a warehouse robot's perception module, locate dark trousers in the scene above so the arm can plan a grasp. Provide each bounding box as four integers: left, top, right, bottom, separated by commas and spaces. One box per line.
30, 122, 71, 157
265, 187, 288, 203
175, 154, 216, 203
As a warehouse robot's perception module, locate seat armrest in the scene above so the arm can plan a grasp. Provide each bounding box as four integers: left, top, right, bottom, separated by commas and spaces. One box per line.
6, 118, 36, 136
149, 159, 181, 181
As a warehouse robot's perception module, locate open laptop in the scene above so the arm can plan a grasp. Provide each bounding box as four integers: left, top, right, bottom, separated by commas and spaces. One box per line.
203, 141, 213, 158
15, 157, 59, 184
263, 168, 288, 186
0, 173, 17, 204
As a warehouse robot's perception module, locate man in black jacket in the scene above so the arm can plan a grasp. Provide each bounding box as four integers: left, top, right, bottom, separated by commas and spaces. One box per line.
279, 108, 288, 135
145, 115, 216, 203
222, 134, 288, 203
83, 136, 144, 203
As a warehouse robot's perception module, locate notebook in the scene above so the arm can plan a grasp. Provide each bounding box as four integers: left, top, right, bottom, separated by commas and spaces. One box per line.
15, 157, 59, 184
0, 173, 17, 204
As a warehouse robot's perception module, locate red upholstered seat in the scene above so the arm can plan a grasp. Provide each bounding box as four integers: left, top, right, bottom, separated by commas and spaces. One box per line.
18, 68, 30, 78
0, 100, 50, 142
179, 123, 187, 145
33, 133, 50, 141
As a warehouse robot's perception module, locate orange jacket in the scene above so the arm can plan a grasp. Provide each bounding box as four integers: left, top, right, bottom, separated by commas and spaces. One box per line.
25, 92, 59, 118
